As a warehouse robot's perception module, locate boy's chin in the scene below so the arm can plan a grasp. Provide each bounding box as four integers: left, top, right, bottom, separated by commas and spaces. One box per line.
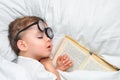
44, 53, 51, 57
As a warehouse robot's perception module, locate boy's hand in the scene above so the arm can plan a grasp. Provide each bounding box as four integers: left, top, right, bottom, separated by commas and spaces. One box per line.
56, 54, 73, 71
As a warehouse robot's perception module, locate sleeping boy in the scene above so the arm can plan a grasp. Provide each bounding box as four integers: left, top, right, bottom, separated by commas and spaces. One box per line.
8, 16, 73, 80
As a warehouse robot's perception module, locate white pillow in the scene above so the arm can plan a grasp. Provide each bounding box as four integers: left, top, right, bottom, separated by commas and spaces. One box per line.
1, 0, 120, 61
0, 0, 49, 61
46, 0, 120, 57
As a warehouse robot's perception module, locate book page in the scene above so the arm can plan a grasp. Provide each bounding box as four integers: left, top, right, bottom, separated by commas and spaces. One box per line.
81, 56, 114, 71
92, 54, 118, 71
53, 37, 90, 71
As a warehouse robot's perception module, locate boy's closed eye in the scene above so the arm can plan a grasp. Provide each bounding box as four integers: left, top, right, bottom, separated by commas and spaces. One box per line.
36, 31, 44, 39
37, 34, 43, 39
37, 36, 43, 39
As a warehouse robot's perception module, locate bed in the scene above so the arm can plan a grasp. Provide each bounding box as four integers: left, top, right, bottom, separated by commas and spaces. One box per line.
0, 0, 120, 80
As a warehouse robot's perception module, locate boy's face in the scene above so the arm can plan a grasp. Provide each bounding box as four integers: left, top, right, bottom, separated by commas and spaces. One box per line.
18, 23, 53, 60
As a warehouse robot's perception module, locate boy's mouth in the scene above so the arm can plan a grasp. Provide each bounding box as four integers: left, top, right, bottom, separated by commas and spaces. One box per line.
47, 44, 52, 51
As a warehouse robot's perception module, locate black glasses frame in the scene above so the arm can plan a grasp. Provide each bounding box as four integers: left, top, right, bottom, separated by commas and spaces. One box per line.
14, 20, 54, 44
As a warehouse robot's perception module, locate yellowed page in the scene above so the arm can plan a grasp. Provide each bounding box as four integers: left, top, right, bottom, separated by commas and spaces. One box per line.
92, 54, 118, 71
81, 56, 116, 71
53, 36, 90, 71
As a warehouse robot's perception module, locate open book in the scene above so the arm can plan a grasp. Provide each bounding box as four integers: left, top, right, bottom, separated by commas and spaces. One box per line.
52, 35, 119, 72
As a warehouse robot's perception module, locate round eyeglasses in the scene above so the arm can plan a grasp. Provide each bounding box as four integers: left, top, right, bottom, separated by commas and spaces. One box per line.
14, 20, 54, 44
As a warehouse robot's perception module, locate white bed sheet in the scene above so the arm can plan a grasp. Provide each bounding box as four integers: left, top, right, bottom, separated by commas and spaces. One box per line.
58, 70, 120, 80
0, 0, 120, 80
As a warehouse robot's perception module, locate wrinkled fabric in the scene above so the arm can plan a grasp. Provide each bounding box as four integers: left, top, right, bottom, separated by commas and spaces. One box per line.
17, 56, 57, 80
0, 0, 120, 80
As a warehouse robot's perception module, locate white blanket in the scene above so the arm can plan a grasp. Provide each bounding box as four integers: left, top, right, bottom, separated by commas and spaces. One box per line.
0, 56, 32, 80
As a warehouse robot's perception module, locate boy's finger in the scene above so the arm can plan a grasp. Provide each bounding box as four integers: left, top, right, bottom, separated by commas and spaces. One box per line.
57, 55, 63, 61
63, 59, 73, 66
63, 58, 69, 64
63, 54, 69, 59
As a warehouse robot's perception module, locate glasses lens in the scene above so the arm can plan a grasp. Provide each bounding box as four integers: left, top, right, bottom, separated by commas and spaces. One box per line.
38, 20, 45, 31
45, 27, 54, 39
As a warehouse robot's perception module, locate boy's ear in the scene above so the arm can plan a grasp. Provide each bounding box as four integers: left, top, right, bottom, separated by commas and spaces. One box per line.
17, 40, 27, 51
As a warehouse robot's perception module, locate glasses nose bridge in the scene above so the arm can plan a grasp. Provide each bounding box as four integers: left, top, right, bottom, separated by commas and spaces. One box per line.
43, 33, 51, 41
